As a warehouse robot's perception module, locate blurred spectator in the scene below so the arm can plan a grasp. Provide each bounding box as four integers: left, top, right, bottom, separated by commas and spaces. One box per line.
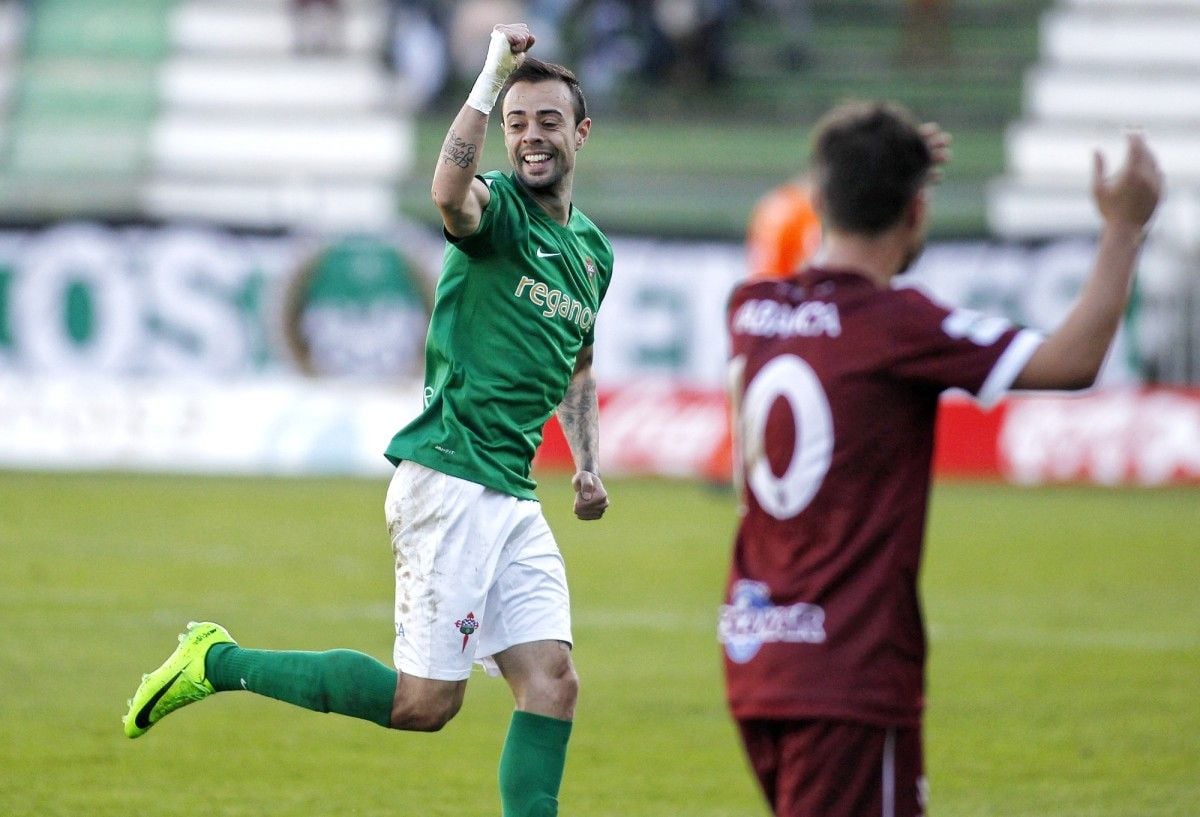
390, 0, 576, 110
446, 0, 525, 80
385, 0, 452, 110
578, 0, 641, 97
649, 0, 739, 85
746, 176, 822, 280
291, 0, 344, 55
901, 0, 953, 67
750, 0, 814, 70
527, 0, 577, 63
413, 1, 743, 106
580, 0, 739, 97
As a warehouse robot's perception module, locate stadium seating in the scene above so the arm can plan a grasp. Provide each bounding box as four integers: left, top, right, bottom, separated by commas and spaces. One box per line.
170, 0, 387, 58
0, 0, 413, 230
988, 0, 1200, 240
4, 0, 1054, 239
0, 1, 17, 149
146, 0, 412, 229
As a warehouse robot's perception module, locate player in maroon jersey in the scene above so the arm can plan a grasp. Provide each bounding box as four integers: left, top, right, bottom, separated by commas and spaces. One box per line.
721, 101, 1162, 817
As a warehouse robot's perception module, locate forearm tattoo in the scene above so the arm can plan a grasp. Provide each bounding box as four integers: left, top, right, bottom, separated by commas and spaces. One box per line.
558, 374, 600, 474
441, 129, 477, 169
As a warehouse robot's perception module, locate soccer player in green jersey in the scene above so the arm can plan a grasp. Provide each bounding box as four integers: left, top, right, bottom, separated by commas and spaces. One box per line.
123, 23, 612, 817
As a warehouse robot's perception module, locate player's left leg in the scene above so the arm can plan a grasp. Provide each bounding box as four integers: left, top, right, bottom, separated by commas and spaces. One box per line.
203, 642, 399, 725
476, 504, 576, 817
492, 640, 577, 817
123, 621, 236, 738
122, 622, 400, 738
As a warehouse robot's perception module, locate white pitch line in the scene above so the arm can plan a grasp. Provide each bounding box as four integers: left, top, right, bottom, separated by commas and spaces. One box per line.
577, 609, 1200, 652
929, 622, 1200, 652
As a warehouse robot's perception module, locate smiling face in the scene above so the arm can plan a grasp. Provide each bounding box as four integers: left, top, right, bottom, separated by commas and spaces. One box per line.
502, 78, 591, 195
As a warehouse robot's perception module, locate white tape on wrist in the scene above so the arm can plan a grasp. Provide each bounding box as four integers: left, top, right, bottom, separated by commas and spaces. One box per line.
466, 30, 520, 115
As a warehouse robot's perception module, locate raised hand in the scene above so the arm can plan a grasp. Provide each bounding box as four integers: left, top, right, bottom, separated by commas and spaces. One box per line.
919, 122, 952, 183
1093, 131, 1163, 231
494, 23, 536, 59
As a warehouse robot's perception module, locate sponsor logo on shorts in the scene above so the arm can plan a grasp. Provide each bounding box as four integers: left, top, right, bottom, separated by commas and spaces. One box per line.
455, 612, 479, 653
718, 580, 826, 663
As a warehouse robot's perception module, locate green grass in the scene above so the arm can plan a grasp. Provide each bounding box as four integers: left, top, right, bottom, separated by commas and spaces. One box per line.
2, 472, 1197, 816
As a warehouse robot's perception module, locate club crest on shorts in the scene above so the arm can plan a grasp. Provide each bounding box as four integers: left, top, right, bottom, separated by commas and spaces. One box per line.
455, 612, 479, 652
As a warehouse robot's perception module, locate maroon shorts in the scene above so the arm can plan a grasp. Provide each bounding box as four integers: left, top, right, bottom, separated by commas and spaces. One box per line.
736, 719, 927, 817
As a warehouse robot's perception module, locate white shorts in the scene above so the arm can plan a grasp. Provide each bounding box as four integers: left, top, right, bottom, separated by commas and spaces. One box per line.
384, 460, 572, 681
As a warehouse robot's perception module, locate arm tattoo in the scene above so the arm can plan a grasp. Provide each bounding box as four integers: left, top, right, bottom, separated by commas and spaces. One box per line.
441, 129, 477, 169
557, 372, 600, 474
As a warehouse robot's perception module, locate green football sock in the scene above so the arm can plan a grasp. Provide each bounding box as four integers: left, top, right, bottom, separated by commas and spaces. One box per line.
206, 643, 395, 727
498, 710, 573, 817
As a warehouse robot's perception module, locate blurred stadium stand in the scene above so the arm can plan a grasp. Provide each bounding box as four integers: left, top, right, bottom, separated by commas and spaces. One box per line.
1, 0, 1057, 239
988, 0, 1200, 244
395, 0, 1055, 241
986, 0, 1200, 383
0, 0, 412, 230
2, 1, 1195, 249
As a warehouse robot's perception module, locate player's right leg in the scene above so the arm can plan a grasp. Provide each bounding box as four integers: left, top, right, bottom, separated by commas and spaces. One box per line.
123, 621, 234, 738
123, 621, 402, 738
122, 460, 496, 739
389, 673, 467, 731
384, 461, 510, 726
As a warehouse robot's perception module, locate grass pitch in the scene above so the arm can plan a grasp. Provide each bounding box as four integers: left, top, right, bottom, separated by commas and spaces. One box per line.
1, 471, 1197, 816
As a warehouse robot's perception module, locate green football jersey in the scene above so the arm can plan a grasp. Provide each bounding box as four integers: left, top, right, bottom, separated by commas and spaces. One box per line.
385, 171, 614, 499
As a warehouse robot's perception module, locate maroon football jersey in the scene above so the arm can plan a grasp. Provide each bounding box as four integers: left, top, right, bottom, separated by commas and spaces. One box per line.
721, 268, 1043, 726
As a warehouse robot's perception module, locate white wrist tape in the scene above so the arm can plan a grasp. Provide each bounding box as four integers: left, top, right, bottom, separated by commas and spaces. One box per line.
466, 30, 520, 115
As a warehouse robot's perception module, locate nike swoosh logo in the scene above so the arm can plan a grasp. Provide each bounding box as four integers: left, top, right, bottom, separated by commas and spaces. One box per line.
134, 669, 183, 729
536, 248, 561, 258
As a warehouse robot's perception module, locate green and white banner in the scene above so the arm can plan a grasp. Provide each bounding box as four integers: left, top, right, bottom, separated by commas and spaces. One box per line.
0, 222, 1177, 476
0, 223, 1155, 387
0, 223, 432, 379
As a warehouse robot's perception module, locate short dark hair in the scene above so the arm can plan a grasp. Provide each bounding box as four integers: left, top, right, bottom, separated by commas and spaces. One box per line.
810, 101, 932, 236
499, 58, 588, 125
